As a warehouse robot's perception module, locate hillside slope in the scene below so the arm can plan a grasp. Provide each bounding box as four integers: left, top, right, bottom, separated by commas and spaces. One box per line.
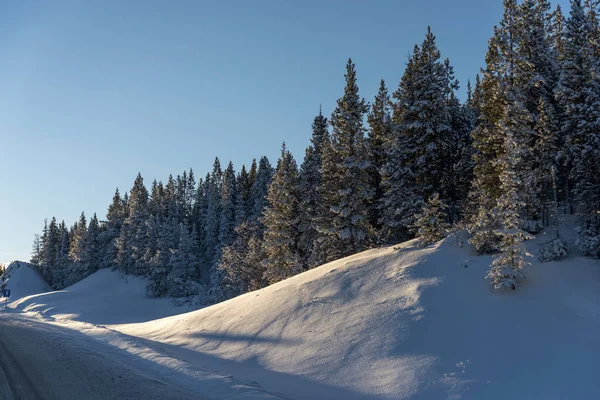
6, 233, 600, 399
116, 235, 600, 399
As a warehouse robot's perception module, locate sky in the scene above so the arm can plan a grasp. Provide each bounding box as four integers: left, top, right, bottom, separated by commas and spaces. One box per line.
0, 0, 570, 265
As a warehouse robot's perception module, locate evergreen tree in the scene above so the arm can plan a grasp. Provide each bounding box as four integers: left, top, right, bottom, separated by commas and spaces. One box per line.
250, 156, 274, 222
168, 223, 200, 297
487, 117, 532, 289
203, 158, 222, 279
218, 161, 237, 250
367, 80, 393, 235
557, 0, 600, 253
98, 188, 127, 270
298, 108, 329, 267
116, 173, 150, 275
262, 144, 303, 284
382, 29, 457, 241
235, 164, 252, 227
469, 13, 513, 254
82, 213, 100, 275
69, 212, 87, 264
216, 221, 267, 301
412, 193, 450, 247
319, 59, 373, 257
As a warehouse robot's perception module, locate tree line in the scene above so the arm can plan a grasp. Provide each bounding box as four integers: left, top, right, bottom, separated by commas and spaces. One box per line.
31, 0, 600, 298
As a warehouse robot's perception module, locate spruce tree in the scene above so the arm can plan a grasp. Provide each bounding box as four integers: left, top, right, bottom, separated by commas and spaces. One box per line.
250, 156, 274, 223
69, 212, 87, 264
203, 158, 222, 281
98, 188, 127, 270
367, 80, 393, 235
487, 117, 532, 289
412, 193, 450, 247
557, 0, 600, 254
298, 108, 329, 268
262, 144, 303, 284
320, 59, 374, 257
116, 173, 150, 275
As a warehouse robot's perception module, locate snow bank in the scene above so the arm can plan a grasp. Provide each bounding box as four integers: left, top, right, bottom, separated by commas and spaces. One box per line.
115, 236, 600, 400
5, 228, 600, 399
0, 261, 51, 300
9, 269, 199, 324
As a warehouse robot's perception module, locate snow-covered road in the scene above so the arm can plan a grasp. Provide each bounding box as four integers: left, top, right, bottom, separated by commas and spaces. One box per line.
0, 313, 203, 400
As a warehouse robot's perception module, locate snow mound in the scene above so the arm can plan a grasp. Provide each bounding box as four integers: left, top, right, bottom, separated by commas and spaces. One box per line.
9, 269, 199, 324
0, 261, 51, 300
115, 237, 600, 400
5, 229, 600, 399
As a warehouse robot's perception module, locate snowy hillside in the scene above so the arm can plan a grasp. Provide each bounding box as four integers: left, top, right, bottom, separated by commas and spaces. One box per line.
0, 261, 51, 300
6, 231, 600, 399
9, 268, 199, 324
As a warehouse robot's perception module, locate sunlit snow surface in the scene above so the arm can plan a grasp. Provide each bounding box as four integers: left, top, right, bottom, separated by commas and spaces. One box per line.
3, 226, 600, 399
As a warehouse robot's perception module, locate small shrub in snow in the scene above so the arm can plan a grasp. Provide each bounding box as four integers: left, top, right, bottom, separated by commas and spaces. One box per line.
575, 227, 600, 258
538, 237, 568, 262
412, 193, 449, 247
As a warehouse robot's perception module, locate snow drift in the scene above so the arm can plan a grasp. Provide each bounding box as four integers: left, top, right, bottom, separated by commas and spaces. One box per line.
5, 231, 600, 399
9, 268, 199, 324
0, 261, 51, 300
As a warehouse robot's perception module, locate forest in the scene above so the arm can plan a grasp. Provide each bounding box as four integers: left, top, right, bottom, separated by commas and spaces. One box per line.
30, 0, 600, 300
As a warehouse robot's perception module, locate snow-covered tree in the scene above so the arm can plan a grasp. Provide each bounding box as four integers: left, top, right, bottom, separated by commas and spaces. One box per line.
203, 158, 222, 273
412, 193, 450, 247
250, 156, 274, 223
116, 173, 150, 275
218, 161, 237, 250
98, 188, 127, 270
168, 223, 201, 297
69, 212, 87, 264
298, 108, 329, 268
557, 0, 600, 254
318, 59, 374, 257
367, 80, 393, 235
216, 220, 267, 301
382, 29, 458, 242
262, 144, 303, 284
487, 91, 533, 290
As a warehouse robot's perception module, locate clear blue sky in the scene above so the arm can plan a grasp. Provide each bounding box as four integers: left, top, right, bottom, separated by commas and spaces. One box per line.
0, 0, 569, 265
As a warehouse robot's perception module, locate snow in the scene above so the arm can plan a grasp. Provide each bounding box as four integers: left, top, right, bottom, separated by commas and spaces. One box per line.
9, 268, 198, 325
3, 226, 600, 399
0, 261, 51, 301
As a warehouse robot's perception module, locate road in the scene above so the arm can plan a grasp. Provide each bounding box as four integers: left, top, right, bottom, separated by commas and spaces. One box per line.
0, 313, 202, 400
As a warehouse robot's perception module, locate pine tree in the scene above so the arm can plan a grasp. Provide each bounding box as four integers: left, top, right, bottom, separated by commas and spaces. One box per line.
250, 156, 274, 223
235, 164, 252, 227
557, 0, 600, 254
82, 213, 100, 276
298, 108, 329, 268
469, 11, 513, 254
367, 80, 393, 235
203, 158, 222, 280
218, 162, 237, 250
216, 221, 267, 301
168, 223, 200, 297
262, 144, 303, 284
116, 173, 150, 275
148, 213, 179, 296
381, 45, 421, 242
30, 234, 42, 266
382, 29, 457, 242
69, 212, 87, 264
98, 188, 127, 270
487, 114, 533, 289
412, 193, 450, 247
319, 59, 374, 257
